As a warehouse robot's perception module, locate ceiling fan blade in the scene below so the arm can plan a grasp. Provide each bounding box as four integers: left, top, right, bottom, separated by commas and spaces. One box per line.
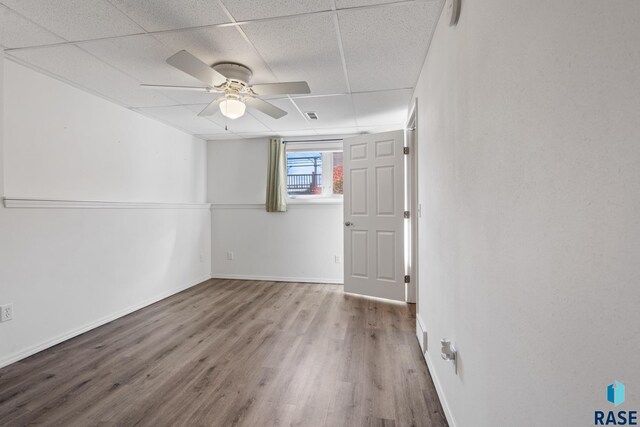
245, 97, 288, 119
140, 84, 216, 92
166, 50, 227, 87
198, 98, 224, 117
250, 81, 311, 96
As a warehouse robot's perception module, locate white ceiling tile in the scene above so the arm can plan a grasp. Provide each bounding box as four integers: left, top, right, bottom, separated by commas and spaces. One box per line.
336, 0, 417, 8
201, 133, 244, 140
9, 44, 177, 108
80, 35, 202, 85
149, 88, 222, 106
314, 127, 361, 136
357, 124, 404, 134
135, 105, 225, 134
226, 130, 317, 140
220, 0, 332, 21
352, 89, 412, 126
153, 26, 276, 84
293, 95, 357, 129
338, 1, 441, 91
270, 130, 318, 137
107, 0, 231, 32
1, 0, 144, 41
79, 34, 217, 104
0, 5, 65, 49
240, 98, 312, 132
242, 13, 348, 94
184, 104, 271, 133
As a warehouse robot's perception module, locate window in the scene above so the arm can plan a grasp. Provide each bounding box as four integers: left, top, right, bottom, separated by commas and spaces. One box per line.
285, 144, 343, 198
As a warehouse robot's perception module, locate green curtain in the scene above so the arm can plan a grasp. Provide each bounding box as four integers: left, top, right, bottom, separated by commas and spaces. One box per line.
265, 137, 288, 212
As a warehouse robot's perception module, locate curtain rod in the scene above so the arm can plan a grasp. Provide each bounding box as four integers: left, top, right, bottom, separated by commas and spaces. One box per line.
282, 138, 343, 144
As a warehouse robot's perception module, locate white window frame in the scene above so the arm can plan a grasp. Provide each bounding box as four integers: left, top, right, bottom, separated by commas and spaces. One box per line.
285, 141, 343, 203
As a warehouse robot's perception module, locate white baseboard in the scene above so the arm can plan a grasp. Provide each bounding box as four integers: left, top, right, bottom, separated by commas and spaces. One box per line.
211, 273, 343, 285
3, 197, 210, 209
416, 313, 428, 350
0, 275, 211, 369
416, 316, 457, 427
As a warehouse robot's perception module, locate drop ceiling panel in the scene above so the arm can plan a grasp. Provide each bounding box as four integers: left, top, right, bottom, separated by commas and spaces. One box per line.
357, 124, 403, 134
106, 0, 231, 32
221, 0, 332, 21
211, 133, 248, 140
184, 104, 271, 133
267, 130, 318, 138
135, 105, 225, 134
79, 34, 215, 104
336, 0, 415, 8
202, 133, 244, 140
146, 88, 218, 106
153, 26, 276, 84
293, 95, 357, 129
242, 13, 348, 95
1, 0, 439, 140
9, 45, 177, 108
230, 131, 313, 140
315, 127, 361, 136
352, 89, 412, 127
0, 5, 65, 49
80, 35, 204, 85
240, 98, 312, 132
338, 1, 441, 91
1, 0, 144, 42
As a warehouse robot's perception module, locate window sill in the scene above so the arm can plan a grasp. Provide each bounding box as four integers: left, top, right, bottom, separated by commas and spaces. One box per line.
287, 196, 343, 205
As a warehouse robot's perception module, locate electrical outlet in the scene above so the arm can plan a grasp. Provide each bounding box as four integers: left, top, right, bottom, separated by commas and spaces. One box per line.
334, 255, 341, 264
226, 252, 234, 261
0, 304, 13, 323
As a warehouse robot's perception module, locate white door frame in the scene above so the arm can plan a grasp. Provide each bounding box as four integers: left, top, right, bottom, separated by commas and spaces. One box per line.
405, 99, 419, 304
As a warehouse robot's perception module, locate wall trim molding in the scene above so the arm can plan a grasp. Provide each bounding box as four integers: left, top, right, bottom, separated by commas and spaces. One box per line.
416, 318, 457, 427
211, 273, 343, 285
210, 202, 342, 209
3, 197, 211, 209
0, 276, 211, 370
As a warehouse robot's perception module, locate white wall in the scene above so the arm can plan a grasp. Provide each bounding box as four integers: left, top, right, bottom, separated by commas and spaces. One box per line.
0, 58, 211, 368
414, 1, 640, 426
208, 138, 343, 283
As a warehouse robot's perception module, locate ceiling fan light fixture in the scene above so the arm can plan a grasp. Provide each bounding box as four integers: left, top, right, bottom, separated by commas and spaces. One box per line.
219, 96, 246, 119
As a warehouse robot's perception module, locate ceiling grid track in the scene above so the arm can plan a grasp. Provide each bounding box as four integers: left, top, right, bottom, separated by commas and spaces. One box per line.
214, 0, 279, 133
2, 0, 435, 139
329, 0, 359, 133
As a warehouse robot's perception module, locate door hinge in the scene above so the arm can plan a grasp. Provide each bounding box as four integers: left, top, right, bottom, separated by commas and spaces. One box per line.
404, 275, 411, 283
404, 210, 410, 219
403, 147, 410, 155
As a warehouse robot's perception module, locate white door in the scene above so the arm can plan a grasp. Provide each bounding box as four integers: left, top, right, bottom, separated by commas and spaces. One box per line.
343, 130, 405, 301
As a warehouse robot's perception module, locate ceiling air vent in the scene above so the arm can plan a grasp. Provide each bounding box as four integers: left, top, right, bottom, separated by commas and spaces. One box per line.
304, 111, 319, 120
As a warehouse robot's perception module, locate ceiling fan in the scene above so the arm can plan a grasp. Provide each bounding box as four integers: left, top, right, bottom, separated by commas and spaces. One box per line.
141, 50, 310, 120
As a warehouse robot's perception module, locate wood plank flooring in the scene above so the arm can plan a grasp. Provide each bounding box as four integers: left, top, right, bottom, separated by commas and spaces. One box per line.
0, 279, 448, 427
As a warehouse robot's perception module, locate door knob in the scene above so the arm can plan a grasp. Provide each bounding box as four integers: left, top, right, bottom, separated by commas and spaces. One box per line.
344, 221, 354, 226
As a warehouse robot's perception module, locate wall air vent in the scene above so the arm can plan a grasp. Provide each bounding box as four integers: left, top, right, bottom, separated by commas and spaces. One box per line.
304, 111, 319, 120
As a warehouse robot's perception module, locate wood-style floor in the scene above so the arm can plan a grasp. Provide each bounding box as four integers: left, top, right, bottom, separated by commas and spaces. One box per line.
0, 279, 447, 427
